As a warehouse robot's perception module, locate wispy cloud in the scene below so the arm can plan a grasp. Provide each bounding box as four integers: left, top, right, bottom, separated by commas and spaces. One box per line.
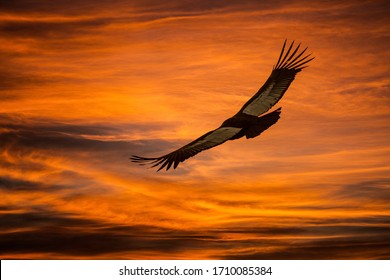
1, 0, 389, 259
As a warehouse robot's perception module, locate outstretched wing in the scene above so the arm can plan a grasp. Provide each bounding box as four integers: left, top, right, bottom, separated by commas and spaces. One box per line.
131, 126, 241, 171
239, 40, 314, 116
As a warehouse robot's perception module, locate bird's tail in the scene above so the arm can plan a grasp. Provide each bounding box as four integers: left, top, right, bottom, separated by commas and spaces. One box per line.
245, 108, 281, 139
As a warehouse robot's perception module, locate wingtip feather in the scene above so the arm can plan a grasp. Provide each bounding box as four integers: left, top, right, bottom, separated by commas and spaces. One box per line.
274, 40, 314, 71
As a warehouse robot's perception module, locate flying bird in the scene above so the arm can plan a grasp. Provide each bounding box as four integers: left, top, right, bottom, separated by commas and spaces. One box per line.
131, 40, 314, 171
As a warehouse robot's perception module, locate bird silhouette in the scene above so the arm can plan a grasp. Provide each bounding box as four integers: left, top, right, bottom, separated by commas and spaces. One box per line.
131, 40, 314, 171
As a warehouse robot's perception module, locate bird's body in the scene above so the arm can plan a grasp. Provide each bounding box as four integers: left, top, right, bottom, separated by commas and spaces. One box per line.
223, 109, 282, 140
131, 40, 314, 171
222, 112, 260, 128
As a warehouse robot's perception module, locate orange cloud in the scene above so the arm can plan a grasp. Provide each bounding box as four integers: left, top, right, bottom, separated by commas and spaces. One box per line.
1, 0, 389, 259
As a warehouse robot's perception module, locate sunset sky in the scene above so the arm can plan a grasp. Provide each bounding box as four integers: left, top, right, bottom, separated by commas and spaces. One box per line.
1, 0, 389, 259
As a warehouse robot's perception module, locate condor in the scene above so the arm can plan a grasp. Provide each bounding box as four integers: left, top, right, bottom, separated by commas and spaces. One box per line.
131, 40, 314, 171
